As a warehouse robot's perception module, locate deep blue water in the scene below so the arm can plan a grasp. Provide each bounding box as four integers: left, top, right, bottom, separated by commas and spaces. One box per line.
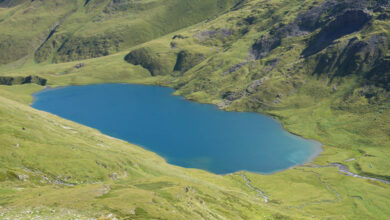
32, 84, 322, 174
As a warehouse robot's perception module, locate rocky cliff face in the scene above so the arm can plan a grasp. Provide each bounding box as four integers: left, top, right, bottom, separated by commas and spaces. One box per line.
302, 10, 372, 57
250, 0, 390, 94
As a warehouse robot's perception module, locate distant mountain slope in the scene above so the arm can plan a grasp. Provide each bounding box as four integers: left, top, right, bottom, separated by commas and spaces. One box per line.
0, 0, 239, 64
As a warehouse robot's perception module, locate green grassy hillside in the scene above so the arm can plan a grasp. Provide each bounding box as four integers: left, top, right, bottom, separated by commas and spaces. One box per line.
1, 0, 390, 219
0, 0, 239, 64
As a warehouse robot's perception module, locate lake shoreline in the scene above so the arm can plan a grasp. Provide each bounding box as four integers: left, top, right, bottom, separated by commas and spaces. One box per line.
31, 83, 324, 175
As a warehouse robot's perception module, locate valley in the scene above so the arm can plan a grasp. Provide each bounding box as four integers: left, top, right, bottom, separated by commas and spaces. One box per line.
0, 0, 390, 219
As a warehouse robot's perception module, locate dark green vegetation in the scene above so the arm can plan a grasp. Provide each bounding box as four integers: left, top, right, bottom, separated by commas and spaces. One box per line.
173, 50, 205, 74
1, 0, 390, 219
0, 75, 46, 86
124, 47, 169, 76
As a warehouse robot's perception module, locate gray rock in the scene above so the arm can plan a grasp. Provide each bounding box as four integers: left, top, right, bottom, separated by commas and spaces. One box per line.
17, 174, 29, 181
75, 63, 84, 69
246, 77, 269, 94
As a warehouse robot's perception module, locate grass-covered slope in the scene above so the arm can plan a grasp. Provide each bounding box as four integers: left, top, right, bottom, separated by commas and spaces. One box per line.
0, 90, 274, 219
0, 85, 389, 219
0, 0, 239, 64
1, 0, 390, 219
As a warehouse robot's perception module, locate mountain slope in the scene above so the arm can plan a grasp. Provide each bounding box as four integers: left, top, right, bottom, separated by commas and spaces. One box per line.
0, 0, 239, 64
0, 0, 390, 219
0, 91, 278, 219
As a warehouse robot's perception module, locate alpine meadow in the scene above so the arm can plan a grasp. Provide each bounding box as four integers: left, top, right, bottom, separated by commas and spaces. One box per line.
0, 0, 390, 219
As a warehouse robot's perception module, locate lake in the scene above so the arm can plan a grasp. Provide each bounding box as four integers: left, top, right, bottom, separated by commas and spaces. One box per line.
32, 84, 322, 174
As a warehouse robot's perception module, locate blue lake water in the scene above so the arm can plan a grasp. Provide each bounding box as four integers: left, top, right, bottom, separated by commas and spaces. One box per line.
32, 84, 322, 174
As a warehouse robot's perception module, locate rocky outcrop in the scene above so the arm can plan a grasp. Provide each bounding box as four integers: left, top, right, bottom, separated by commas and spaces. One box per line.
251, 21, 307, 59
250, 0, 389, 95
310, 33, 390, 92
246, 77, 269, 94
251, 36, 281, 59
302, 10, 372, 57
252, 0, 379, 59
172, 34, 187, 40
0, 75, 47, 86
195, 29, 233, 41
314, 34, 387, 75
222, 61, 250, 76
103, 0, 158, 13
75, 63, 85, 69
314, 34, 388, 76
295, 0, 339, 32
297, 0, 388, 31
222, 91, 244, 101
298, 0, 390, 57
366, 58, 390, 91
